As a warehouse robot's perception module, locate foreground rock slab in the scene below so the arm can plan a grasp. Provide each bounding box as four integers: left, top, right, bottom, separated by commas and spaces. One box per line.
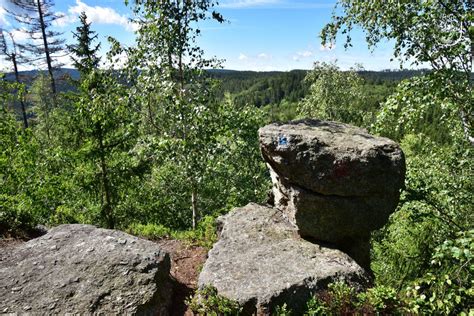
0, 224, 171, 315
198, 203, 370, 315
259, 119, 405, 268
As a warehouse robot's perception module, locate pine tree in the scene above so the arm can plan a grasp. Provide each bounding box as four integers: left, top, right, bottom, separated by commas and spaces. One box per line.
9, 0, 66, 94
0, 29, 28, 128
68, 12, 101, 75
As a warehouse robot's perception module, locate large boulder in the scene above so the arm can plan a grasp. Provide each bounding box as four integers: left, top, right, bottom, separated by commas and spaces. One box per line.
259, 120, 405, 268
0, 224, 172, 315
198, 203, 370, 315
259, 119, 405, 197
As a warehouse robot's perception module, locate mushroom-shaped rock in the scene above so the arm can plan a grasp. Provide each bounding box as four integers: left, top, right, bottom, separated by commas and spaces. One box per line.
198, 203, 370, 315
0, 224, 172, 315
259, 119, 405, 268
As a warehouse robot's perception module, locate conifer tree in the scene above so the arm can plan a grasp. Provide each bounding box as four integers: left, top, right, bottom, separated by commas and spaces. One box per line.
8, 0, 65, 94
0, 29, 28, 128
68, 12, 101, 75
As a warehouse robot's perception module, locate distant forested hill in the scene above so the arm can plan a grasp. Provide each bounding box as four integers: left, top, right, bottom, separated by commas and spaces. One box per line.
3, 68, 427, 113
209, 69, 309, 107
208, 68, 428, 108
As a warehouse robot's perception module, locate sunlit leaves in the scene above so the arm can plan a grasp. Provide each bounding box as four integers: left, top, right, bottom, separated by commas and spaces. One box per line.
298, 61, 368, 126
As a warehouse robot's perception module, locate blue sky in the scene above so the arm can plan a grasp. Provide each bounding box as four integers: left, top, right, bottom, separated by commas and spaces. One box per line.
0, 0, 403, 71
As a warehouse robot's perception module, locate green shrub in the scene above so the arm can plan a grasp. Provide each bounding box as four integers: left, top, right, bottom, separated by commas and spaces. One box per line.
172, 215, 218, 249
324, 281, 356, 314
127, 215, 218, 249
304, 296, 329, 316
186, 285, 242, 315
126, 223, 172, 240
304, 282, 405, 315
273, 303, 292, 315
403, 230, 474, 315
358, 285, 403, 314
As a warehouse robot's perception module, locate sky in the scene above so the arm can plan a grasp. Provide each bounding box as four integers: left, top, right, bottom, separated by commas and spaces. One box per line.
0, 0, 404, 72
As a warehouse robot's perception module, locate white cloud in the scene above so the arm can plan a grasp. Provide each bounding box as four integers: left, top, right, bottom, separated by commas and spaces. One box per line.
55, 53, 74, 68
10, 29, 30, 42
220, 0, 280, 8
59, 0, 137, 31
52, 12, 77, 27
257, 52, 271, 59
299, 50, 313, 57
292, 50, 314, 61
238, 53, 248, 60
0, 6, 8, 26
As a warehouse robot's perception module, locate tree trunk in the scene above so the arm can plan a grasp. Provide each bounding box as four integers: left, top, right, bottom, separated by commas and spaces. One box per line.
12, 54, 28, 128
191, 189, 198, 230
98, 126, 114, 228
36, 0, 56, 95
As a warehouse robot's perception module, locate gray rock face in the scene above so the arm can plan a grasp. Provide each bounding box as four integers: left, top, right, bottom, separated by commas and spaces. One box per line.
198, 203, 370, 314
259, 120, 405, 268
0, 224, 171, 315
259, 119, 405, 197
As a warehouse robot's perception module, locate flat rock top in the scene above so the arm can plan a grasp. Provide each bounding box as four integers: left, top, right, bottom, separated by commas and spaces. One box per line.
198, 203, 369, 312
260, 119, 388, 149
0, 224, 170, 315
259, 119, 405, 196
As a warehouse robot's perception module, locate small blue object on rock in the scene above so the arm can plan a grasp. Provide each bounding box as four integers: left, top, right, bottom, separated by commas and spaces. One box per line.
278, 135, 288, 146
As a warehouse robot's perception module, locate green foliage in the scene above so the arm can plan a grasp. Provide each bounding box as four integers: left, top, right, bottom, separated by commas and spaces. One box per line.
172, 215, 218, 249
323, 0, 473, 143
358, 286, 401, 314
303, 282, 405, 315
304, 296, 329, 316
263, 100, 299, 123
186, 286, 242, 315
212, 69, 412, 112
127, 215, 218, 249
2, 1, 270, 235
28, 73, 55, 140
127, 223, 172, 240
68, 12, 101, 74
111, 0, 270, 230
373, 74, 465, 144
69, 69, 141, 228
404, 230, 474, 315
223, 70, 308, 108
326, 5, 473, 313
298, 62, 371, 127
273, 303, 292, 316
322, 1, 472, 71
372, 133, 472, 287
0, 107, 38, 232
324, 281, 356, 314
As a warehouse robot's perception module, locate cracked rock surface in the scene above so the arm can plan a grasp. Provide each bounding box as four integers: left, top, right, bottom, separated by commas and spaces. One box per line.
0, 224, 171, 315
198, 203, 370, 315
259, 119, 405, 268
